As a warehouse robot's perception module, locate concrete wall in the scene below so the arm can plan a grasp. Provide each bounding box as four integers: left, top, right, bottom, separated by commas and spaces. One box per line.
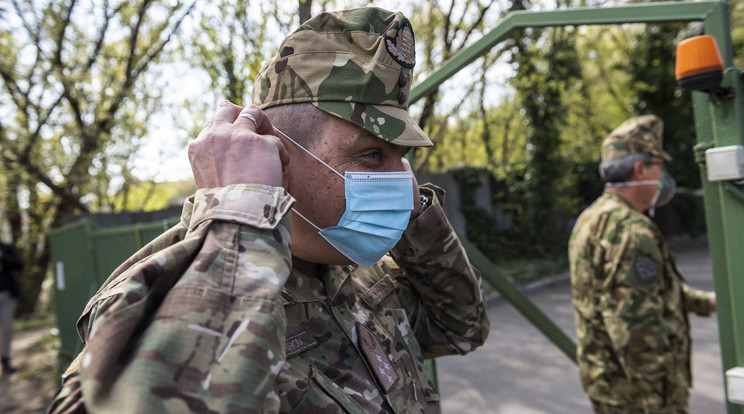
419, 170, 510, 236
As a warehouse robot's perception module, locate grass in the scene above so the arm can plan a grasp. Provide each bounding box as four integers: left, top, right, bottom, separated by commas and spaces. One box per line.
12, 314, 56, 332
480, 253, 569, 299
18, 329, 62, 381
499, 254, 569, 286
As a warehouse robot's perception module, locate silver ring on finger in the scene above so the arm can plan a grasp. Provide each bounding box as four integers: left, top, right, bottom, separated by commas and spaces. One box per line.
238, 113, 259, 130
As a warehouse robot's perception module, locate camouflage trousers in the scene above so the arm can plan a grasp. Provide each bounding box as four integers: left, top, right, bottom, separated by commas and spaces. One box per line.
591, 399, 689, 414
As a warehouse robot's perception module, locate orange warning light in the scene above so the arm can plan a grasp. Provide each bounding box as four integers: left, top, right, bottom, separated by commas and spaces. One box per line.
675, 35, 724, 91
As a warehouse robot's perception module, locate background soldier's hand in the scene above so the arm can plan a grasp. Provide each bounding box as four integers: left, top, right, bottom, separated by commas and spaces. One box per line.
709, 292, 716, 313
188, 101, 289, 189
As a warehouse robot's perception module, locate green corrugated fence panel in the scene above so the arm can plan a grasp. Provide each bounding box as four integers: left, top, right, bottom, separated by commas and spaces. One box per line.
91, 229, 141, 286
50, 217, 180, 360
49, 220, 96, 359
90, 219, 179, 285
140, 219, 178, 246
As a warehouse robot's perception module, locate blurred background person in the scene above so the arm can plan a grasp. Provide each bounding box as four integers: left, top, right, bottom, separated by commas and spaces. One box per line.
0, 240, 23, 375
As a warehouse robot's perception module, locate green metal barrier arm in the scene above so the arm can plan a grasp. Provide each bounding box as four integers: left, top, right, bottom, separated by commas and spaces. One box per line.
459, 236, 577, 363
411, 0, 723, 104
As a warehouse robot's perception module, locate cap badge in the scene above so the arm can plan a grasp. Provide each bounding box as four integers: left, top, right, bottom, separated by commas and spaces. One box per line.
385, 21, 415, 69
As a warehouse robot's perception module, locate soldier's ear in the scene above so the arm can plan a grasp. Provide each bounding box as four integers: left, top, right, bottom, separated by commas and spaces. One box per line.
631, 160, 646, 179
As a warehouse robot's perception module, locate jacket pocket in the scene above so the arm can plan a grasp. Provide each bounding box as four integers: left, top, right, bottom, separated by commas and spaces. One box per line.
289, 364, 366, 414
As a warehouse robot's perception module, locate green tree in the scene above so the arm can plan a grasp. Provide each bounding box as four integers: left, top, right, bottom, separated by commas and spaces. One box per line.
177, 0, 326, 139
407, 0, 501, 173
501, 0, 586, 254
616, 21, 706, 235
732, 0, 744, 68
113, 179, 196, 212
0, 0, 196, 315
413, 2, 647, 258
185, 0, 273, 107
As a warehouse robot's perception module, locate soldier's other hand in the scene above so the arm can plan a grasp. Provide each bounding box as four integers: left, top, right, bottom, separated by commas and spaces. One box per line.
188, 101, 289, 189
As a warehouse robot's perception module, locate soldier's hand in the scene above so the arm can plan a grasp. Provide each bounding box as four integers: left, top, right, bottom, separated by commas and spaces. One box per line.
188, 101, 289, 189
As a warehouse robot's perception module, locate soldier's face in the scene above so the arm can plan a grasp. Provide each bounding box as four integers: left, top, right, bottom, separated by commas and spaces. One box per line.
283, 116, 410, 265
638, 156, 666, 207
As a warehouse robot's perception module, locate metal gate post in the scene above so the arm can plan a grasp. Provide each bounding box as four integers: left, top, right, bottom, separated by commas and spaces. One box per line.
690, 3, 744, 411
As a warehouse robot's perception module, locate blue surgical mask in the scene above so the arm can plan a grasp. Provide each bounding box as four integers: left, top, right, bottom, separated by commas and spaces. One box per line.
274, 127, 414, 267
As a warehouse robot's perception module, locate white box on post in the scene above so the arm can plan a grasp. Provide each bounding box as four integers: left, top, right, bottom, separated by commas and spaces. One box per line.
706, 145, 744, 181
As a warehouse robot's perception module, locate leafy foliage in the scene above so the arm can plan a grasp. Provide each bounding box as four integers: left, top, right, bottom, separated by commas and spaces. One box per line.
0, 0, 196, 314
509, 23, 584, 253
112, 179, 196, 212
732, 0, 744, 69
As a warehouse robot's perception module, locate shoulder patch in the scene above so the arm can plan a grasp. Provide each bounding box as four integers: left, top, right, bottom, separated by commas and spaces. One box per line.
357, 322, 398, 392
634, 254, 660, 284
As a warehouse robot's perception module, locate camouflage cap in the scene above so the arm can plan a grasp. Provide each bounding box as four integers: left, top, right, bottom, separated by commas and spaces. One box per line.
601, 115, 672, 163
252, 7, 432, 147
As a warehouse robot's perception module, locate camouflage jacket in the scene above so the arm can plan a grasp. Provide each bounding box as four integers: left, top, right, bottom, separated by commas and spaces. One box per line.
48, 183, 490, 414
568, 192, 712, 411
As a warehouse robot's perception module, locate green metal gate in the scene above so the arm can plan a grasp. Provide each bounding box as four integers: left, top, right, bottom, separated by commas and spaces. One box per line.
49, 217, 179, 359
410, 1, 743, 411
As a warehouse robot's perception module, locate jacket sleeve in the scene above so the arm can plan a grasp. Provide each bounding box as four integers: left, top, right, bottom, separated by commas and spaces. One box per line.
681, 283, 714, 316
388, 184, 490, 358
667, 253, 714, 316
599, 220, 672, 400
48, 184, 294, 414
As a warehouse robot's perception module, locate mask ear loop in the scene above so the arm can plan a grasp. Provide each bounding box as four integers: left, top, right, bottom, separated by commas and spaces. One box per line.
648, 192, 659, 218
604, 180, 659, 188
272, 126, 345, 230
604, 180, 662, 217
291, 208, 322, 231
273, 126, 345, 180
647, 173, 667, 218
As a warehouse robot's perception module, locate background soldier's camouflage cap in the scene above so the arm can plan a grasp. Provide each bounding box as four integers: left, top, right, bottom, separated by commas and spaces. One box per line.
252, 7, 433, 147
601, 115, 672, 163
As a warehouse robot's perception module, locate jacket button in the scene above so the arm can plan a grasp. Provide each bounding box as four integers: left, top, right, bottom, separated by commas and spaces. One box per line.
398, 91, 407, 104
399, 74, 408, 87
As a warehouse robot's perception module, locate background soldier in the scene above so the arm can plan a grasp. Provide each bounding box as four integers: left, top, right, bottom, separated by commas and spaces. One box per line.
568, 114, 716, 413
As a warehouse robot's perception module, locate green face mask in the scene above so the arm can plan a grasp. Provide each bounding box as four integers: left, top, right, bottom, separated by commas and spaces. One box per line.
604, 171, 677, 217
649, 171, 677, 216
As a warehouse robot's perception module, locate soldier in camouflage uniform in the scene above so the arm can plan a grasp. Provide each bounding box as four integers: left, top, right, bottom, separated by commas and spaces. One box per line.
47, 7, 490, 413
568, 115, 716, 414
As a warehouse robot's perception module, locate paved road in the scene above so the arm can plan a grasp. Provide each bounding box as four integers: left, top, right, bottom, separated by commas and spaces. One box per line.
436, 241, 725, 413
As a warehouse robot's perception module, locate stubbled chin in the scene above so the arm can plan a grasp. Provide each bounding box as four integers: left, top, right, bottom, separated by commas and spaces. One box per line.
291, 232, 355, 266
